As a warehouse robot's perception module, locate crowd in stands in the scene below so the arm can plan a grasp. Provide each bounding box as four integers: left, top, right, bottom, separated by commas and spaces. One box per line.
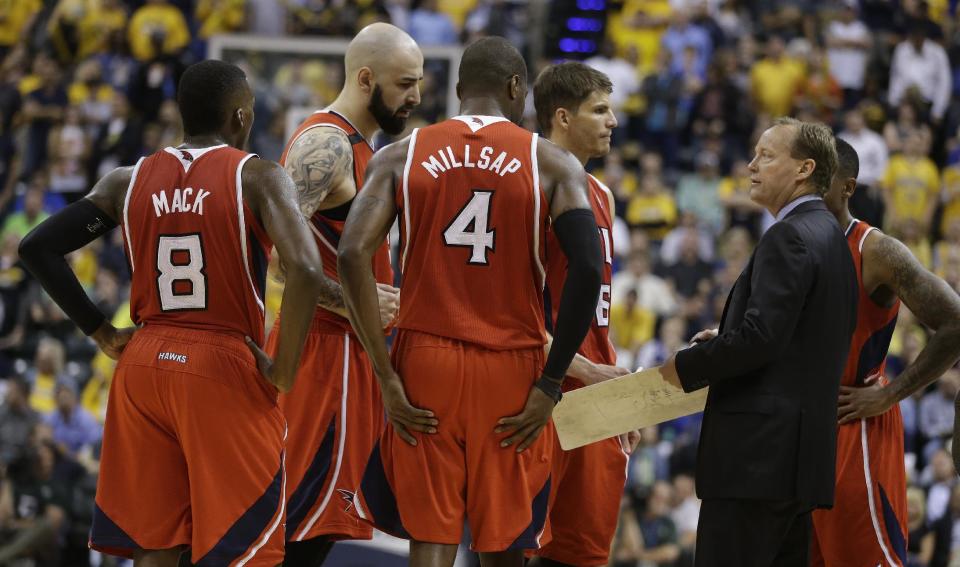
1, 0, 960, 565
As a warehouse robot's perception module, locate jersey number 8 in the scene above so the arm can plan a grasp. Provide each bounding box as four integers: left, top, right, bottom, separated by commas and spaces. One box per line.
156, 234, 207, 311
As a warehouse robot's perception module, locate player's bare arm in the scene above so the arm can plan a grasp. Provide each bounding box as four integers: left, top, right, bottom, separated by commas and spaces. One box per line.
498, 139, 602, 452
241, 157, 328, 392
339, 138, 438, 446
19, 167, 136, 359
839, 232, 960, 423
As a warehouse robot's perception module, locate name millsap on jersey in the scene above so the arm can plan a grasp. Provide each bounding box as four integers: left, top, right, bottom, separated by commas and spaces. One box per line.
420, 145, 522, 179
151, 187, 212, 217
157, 351, 188, 364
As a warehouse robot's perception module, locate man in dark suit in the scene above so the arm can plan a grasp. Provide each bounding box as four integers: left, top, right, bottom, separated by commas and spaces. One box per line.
660, 118, 859, 567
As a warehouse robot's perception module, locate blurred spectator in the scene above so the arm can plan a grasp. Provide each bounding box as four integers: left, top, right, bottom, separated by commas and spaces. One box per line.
923, 448, 957, 524
671, 473, 699, 560
128, 37, 186, 123
636, 315, 687, 370
48, 105, 90, 202
626, 173, 678, 241
838, 108, 889, 190
882, 129, 940, 233
0, 376, 38, 469
0, 0, 41, 59
22, 55, 67, 179
586, 40, 641, 128
68, 59, 115, 129
196, 0, 246, 39
750, 35, 806, 118
888, 19, 951, 123
0, 233, 30, 369
247, 0, 288, 36
794, 48, 841, 124
127, 0, 191, 62
676, 152, 723, 235
608, 0, 673, 76
77, 0, 128, 60
662, 9, 712, 79
1, 177, 49, 241
611, 251, 678, 317
919, 375, 958, 463
689, 56, 753, 156
44, 378, 100, 457
409, 0, 458, 46
884, 100, 933, 156
660, 211, 715, 265
900, 218, 933, 269
906, 485, 935, 567
25, 338, 67, 415
90, 92, 144, 178
825, 1, 871, 108
639, 50, 685, 167
658, 230, 713, 299
636, 481, 681, 566
610, 289, 656, 368
933, 219, 960, 276
718, 159, 763, 239
940, 167, 960, 238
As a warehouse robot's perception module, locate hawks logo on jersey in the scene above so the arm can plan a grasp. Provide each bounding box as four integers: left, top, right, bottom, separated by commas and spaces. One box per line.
396, 115, 548, 350
121, 145, 272, 344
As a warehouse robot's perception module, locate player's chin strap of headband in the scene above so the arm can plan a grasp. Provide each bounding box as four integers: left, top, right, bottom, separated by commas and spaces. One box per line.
535, 208, 604, 404
19, 199, 117, 335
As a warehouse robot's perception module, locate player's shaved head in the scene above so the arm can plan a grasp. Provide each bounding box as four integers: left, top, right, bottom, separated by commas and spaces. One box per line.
458, 37, 527, 97
835, 138, 859, 181
345, 23, 419, 77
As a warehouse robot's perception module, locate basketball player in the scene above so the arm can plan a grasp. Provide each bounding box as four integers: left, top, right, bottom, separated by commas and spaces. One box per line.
265, 23, 422, 566
811, 139, 960, 566
339, 37, 603, 567
18, 60, 328, 566
528, 61, 636, 567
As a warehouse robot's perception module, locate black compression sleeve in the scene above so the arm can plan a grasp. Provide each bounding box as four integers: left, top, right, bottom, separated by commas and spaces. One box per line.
540, 208, 603, 394
18, 199, 118, 335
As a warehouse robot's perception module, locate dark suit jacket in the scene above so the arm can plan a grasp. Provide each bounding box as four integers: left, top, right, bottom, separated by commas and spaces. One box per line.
676, 199, 858, 508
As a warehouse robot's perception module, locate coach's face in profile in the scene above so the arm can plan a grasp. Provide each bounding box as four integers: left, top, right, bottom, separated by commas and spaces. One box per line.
747, 124, 815, 215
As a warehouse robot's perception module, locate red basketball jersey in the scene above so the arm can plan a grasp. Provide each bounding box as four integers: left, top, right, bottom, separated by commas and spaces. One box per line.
279, 110, 393, 333
842, 219, 900, 387
396, 116, 549, 350
121, 145, 272, 344
544, 174, 616, 389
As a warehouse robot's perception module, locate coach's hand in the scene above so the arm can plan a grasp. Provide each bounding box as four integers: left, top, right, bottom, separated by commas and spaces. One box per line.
496, 386, 554, 453
92, 323, 136, 360
838, 378, 894, 424
689, 328, 718, 346
376, 283, 400, 328
380, 372, 438, 446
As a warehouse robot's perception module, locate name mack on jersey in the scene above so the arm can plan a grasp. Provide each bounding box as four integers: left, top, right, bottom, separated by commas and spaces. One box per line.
151, 187, 212, 217
421, 145, 522, 179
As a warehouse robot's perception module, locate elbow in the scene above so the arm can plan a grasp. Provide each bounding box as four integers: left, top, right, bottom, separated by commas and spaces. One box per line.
336, 244, 366, 278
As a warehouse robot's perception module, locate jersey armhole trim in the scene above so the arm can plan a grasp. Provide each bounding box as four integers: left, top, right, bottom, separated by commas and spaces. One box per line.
122, 157, 145, 273
237, 153, 265, 313
530, 133, 545, 288
859, 226, 879, 254
400, 128, 419, 272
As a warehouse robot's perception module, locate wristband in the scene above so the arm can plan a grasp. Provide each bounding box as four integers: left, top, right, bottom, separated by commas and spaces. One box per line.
535, 375, 563, 404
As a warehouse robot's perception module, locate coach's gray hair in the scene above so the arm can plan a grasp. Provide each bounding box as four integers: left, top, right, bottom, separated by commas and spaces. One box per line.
774, 117, 838, 196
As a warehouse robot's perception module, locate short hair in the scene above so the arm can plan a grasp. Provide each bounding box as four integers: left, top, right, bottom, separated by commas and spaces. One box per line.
533, 62, 613, 135
177, 60, 248, 136
774, 117, 838, 196
458, 37, 527, 97
834, 138, 859, 182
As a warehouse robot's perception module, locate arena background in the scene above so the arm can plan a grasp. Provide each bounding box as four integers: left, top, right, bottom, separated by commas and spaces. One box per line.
1, 0, 960, 565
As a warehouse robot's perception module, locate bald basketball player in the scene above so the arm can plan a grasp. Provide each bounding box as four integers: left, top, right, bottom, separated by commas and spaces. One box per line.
263, 23, 423, 566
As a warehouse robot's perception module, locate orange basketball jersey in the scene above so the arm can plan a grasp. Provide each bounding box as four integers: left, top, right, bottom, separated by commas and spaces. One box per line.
121, 145, 272, 345
279, 109, 393, 333
396, 116, 549, 350
544, 174, 616, 387
843, 219, 900, 387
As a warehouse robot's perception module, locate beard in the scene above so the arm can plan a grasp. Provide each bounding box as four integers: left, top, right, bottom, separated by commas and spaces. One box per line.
368, 84, 412, 136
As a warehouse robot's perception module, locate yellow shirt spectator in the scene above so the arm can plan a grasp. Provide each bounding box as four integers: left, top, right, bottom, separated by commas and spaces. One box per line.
941, 165, 960, 235
196, 0, 245, 39
68, 80, 115, 107
0, 0, 41, 48
78, 0, 128, 58
609, 0, 671, 75
438, 0, 476, 29
82, 301, 133, 422
128, 0, 190, 61
750, 56, 806, 117
882, 154, 940, 227
626, 185, 677, 240
609, 302, 656, 352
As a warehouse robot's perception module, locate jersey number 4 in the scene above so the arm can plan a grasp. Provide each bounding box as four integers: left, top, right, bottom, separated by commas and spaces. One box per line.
443, 190, 494, 265
156, 234, 207, 311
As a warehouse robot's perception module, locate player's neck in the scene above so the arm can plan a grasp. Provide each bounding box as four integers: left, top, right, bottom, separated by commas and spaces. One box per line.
840, 207, 854, 229
327, 97, 379, 141
547, 134, 589, 166
458, 98, 507, 120
179, 134, 229, 149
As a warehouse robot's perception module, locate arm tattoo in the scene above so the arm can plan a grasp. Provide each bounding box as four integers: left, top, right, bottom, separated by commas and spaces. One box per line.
286, 128, 354, 219
879, 236, 960, 401
317, 275, 345, 310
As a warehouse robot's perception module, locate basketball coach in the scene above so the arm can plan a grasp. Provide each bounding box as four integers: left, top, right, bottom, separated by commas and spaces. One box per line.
660, 118, 858, 566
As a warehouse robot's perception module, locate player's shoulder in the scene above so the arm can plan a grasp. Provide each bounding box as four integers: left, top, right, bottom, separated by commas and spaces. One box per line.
370, 133, 415, 172
240, 156, 289, 192
536, 137, 582, 178
287, 123, 352, 157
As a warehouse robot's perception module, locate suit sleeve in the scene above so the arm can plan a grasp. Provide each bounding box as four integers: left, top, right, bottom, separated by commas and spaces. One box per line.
675, 221, 813, 392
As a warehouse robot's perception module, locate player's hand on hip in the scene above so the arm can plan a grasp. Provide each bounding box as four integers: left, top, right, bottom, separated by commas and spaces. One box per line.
689, 328, 718, 346
585, 363, 631, 386
379, 371, 437, 446
838, 378, 893, 424
496, 386, 555, 453
244, 336, 281, 389
92, 323, 136, 360
376, 283, 400, 328
619, 430, 642, 454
